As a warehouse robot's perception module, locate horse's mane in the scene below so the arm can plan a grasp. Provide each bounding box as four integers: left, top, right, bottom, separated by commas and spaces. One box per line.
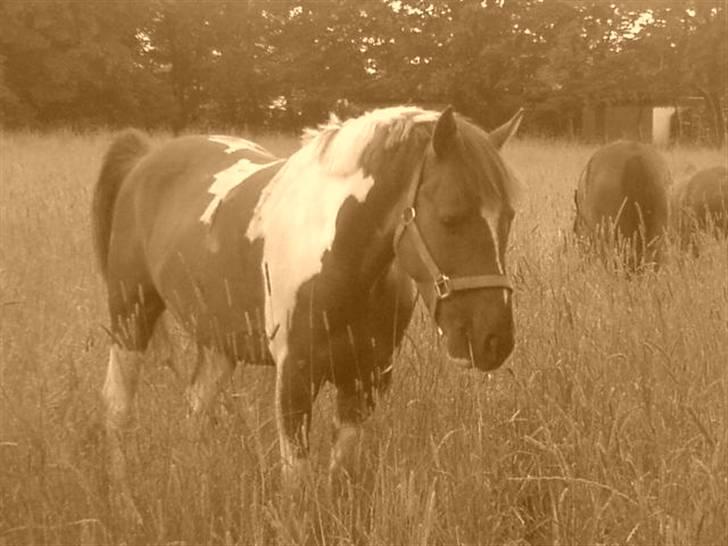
300, 106, 439, 177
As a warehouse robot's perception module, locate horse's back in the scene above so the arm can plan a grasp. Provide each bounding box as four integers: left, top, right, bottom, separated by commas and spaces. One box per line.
681, 166, 727, 215
120, 136, 259, 232
580, 140, 670, 236
672, 166, 728, 239
105, 134, 282, 360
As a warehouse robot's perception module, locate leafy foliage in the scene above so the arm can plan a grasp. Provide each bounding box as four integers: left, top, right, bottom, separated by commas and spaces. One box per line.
0, 0, 725, 142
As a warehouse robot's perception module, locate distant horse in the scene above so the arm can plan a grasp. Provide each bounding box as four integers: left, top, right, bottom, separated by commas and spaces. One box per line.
670, 166, 728, 254
92, 105, 524, 516
573, 140, 671, 271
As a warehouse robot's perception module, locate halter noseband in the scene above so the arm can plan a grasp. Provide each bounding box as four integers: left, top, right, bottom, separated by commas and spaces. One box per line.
392, 155, 513, 316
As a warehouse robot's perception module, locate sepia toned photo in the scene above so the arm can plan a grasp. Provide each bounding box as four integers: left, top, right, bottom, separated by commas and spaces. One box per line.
1, 1, 726, 544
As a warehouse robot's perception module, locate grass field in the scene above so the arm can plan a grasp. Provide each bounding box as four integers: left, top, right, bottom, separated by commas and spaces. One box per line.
1, 129, 726, 546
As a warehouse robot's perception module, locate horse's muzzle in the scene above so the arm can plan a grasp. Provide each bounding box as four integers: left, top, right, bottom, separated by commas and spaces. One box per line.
445, 327, 513, 371
478, 332, 514, 371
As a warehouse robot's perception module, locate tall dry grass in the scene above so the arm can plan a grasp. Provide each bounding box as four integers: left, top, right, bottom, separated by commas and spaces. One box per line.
0, 129, 726, 545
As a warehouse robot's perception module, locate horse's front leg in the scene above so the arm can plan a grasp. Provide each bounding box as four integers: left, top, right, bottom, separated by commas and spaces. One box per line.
329, 380, 372, 494
276, 356, 319, 490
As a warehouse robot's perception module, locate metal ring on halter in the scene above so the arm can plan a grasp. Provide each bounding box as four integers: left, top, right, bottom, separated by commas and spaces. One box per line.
434, 274, 452, 299
402, 207, 416, 224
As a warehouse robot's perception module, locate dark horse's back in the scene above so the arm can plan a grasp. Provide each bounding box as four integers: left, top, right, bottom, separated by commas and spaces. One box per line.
574, 140, 671, 270
671, 166, 728, 250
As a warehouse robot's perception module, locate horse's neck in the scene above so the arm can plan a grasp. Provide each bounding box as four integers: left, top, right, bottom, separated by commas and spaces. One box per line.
322, 203, 396, 297
324, 154, 420, 297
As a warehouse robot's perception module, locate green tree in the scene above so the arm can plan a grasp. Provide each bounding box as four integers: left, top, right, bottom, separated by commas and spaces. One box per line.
140, 1, 217, 131
204, 2, 273, 129
262, 0, 388, 127
680, 4, 727, 146
0, 0, 152, 127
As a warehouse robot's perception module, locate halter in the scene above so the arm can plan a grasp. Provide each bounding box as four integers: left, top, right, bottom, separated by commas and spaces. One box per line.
392, 155, 513, 317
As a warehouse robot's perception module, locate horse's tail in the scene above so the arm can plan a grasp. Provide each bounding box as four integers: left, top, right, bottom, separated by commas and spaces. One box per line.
92, 129, 150, 280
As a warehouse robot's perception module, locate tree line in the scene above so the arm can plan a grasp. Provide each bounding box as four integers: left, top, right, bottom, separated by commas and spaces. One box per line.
0, 1, 725, 145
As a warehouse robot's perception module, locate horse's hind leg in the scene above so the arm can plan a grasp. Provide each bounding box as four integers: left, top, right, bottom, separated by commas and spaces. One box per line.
102, 277, 165, 524
186, 345, 234, 418
149, 312, 183, 381
103, 345, 144, 523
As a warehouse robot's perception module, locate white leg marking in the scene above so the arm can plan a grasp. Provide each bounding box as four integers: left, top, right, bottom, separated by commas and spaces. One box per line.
103, 345, 144, 524
186, 346, 233, 415
102, 345, 142, 430
276, 386, 311, 489
330, 424, 363, 480
274, 351, 306, 483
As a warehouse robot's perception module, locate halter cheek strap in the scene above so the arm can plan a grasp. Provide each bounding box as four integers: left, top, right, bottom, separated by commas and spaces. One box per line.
392, 157, 513, 316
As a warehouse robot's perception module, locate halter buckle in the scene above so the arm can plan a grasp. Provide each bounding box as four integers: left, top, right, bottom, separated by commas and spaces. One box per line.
434, 275, 452, 299
402, 207, 416, 225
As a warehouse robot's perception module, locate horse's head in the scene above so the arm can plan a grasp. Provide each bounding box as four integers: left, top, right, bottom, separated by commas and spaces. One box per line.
395, 107, 523, 371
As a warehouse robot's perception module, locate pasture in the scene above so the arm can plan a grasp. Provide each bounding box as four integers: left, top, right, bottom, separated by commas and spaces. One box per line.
0, 130, 726, 545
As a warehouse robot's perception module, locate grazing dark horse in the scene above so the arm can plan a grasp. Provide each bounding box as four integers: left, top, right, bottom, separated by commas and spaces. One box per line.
92, 106, 523, 516
573, 140, 671, 271
671, 166, 728, 254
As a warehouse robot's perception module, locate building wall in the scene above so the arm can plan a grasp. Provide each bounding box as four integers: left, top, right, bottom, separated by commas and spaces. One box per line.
581, 97, 712, 146
652, 107, 676, 146
581, 104, 677, 145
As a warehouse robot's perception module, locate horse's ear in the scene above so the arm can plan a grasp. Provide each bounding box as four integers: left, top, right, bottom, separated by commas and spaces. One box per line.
432, 106, 457, 157
489, 108, 524, 149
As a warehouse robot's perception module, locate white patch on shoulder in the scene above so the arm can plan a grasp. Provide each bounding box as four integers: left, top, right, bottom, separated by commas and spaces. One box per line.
208, 135, 271, 155
200, 157, 282, 225
246, 142, 375, 364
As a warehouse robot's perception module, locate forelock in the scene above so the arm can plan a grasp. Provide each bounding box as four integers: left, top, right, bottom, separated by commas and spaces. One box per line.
456, 116, 523, 207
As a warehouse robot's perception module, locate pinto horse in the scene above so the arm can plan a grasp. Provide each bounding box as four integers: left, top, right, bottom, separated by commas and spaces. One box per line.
93, 106, 523, 514
574, 140, 671, 271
